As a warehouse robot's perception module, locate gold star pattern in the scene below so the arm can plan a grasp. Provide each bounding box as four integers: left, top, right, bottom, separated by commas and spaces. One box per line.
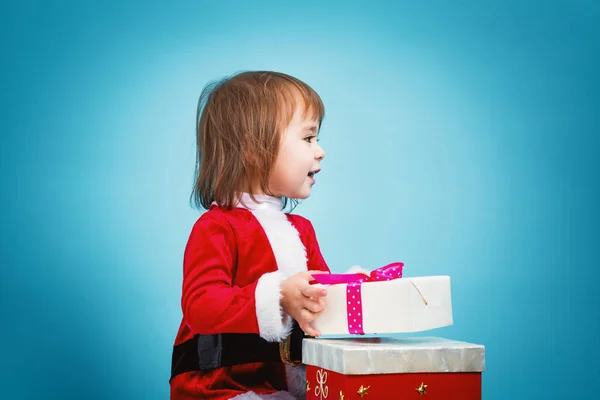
357, 385, 370, 397
416, 382, 427, 395
339, 390, 345, 400
306, 380, 310, 392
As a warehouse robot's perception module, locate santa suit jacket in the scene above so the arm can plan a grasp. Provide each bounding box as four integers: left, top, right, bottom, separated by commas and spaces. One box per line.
170, 194, 330, 400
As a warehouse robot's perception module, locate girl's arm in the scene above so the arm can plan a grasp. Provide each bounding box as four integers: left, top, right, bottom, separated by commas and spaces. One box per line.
181, 214, 329, 341
181, 216, 289, 341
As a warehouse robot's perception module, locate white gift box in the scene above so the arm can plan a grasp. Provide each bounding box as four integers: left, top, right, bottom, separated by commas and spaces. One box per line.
309, 275, 453, 335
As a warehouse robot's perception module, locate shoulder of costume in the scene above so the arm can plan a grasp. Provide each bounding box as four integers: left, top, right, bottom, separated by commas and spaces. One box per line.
188, 205, 254, 236
199, 204, 253, 222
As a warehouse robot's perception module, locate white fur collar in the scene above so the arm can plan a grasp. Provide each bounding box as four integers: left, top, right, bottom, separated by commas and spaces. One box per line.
234, 193, 284, 211
235, 193, 307, 278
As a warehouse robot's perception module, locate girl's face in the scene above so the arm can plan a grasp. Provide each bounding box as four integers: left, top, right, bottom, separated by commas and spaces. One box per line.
268, 106, 326, 199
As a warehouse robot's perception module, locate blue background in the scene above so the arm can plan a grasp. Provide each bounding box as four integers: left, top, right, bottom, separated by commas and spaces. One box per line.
1, 0, 598, 398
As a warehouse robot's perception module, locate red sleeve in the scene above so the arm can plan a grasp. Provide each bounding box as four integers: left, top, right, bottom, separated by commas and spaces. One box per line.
181, 215, 260, 335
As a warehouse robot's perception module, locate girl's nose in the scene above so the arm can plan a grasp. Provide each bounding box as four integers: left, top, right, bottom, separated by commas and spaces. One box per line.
315, 143, 325, 160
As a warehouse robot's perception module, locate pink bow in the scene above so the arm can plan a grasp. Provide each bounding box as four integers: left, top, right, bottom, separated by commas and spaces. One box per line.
312, 262, 404, 285
312, 262, 404, 335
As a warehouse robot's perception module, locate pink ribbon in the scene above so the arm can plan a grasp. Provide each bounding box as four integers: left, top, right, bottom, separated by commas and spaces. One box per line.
312, 262, 404, 334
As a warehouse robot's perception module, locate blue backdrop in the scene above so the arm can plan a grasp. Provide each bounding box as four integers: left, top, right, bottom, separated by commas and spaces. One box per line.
1, 1, 598, 398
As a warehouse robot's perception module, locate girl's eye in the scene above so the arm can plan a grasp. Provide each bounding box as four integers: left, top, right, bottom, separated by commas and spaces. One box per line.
304, 136, 315, 143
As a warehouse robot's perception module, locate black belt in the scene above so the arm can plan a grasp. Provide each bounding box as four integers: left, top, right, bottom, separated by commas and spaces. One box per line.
170, 321, 305, 382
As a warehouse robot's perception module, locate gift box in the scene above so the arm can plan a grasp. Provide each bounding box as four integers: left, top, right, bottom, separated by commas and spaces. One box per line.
309, 263, 453, 335
303, 337, 485, 400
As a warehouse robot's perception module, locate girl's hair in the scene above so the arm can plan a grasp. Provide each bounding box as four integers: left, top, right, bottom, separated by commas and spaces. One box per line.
191, 71, 325, 210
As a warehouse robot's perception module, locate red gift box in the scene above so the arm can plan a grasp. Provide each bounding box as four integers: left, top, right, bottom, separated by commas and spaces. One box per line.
303, 337, 485, 400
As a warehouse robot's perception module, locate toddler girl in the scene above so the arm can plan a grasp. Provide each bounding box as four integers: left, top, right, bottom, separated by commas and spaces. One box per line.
170, 71, 330, 400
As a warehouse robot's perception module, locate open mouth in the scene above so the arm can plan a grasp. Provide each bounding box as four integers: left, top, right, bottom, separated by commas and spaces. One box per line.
308, 169, 321, 178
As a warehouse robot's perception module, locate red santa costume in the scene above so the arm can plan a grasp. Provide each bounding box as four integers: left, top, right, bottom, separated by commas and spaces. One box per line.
170, 193, 330, 400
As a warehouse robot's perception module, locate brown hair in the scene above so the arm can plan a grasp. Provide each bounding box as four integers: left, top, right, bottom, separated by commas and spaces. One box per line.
191, 71, 325, 210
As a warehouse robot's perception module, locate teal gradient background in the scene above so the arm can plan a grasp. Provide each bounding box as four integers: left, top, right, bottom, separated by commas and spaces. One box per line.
1, 1, 598, 398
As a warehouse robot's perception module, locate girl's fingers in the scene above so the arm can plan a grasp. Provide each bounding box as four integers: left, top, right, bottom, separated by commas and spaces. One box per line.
298, 310, 321, 337
302, 285, 327, 299
303, 298, 324, 313
301, 322, 320, 337
299, 308, 315, 322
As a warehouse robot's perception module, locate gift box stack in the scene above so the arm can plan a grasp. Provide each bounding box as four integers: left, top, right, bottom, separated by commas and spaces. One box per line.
303, 263, 485, 399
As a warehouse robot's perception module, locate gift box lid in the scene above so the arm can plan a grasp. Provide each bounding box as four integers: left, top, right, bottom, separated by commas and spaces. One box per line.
302, 337, 485, 375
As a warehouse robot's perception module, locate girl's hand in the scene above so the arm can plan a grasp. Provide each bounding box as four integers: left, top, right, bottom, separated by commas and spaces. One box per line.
280, 270, 329, 337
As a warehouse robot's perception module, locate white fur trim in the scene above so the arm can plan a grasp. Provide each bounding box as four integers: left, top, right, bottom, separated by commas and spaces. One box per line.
255, 271, 294, 341
286, 364, 307, 399
249, 197, 309, 341
250, 206, 308, 279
